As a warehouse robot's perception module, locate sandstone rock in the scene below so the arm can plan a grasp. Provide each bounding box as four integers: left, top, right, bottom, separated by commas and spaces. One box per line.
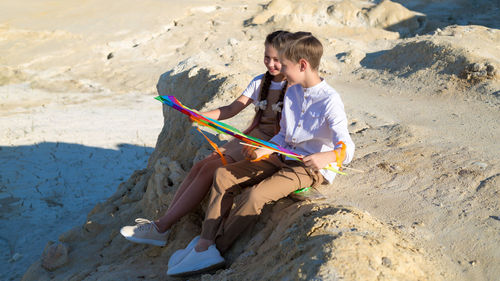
41, 241, 68, 271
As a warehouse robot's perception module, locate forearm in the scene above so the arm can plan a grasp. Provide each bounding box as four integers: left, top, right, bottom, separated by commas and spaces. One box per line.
303, 148, 342, 171
251, 147, 273, 160
201, 95, 250, 121
316, 150, 338, 165
202, 105, 236, 120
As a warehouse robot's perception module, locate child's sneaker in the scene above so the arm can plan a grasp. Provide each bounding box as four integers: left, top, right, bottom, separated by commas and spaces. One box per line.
120, 218, 169, 246
288, 186, 326, 202
167, 245, 225, 277
168, 236, 200, 268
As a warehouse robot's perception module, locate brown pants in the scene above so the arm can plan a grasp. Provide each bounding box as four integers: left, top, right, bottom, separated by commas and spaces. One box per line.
200, 154, 324, 253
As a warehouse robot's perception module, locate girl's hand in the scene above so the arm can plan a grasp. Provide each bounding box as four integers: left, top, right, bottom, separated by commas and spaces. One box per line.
242, 145, 256, 159
249, 148, 273, 161
302, 151, 337, 172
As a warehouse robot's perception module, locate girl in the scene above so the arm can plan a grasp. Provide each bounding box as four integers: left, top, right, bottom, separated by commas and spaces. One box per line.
120, 30, 290, 246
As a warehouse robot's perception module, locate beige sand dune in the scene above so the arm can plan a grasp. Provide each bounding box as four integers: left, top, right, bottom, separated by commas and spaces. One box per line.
1, 0, 499, 280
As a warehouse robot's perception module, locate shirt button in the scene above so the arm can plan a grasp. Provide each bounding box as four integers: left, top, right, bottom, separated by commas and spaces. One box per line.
301, 109, 305, 113
292, 138, 296, 141
298, 124, 301, 127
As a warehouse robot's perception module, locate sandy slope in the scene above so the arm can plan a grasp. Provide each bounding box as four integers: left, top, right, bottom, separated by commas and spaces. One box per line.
1, 0, 499, 280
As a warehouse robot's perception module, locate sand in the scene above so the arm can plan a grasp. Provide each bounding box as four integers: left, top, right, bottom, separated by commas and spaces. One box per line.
1, 0, 499, 280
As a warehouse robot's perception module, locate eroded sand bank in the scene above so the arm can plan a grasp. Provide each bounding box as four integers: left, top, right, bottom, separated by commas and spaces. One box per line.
1, 0, 499, 280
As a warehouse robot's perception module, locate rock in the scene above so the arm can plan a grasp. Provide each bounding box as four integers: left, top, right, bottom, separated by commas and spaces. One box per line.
228, 38, 239, 46
41, 241, 69, 271
470, 63, 481, 72
486, 63, 496, 76
83, 220, 105, 236
9, 253, 23, 262
472, 162, 488, 169
382, 256, 392, 267
365, 0, 427, 36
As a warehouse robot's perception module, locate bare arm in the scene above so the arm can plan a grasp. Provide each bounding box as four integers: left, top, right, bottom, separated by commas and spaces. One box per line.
201, 95, 253, 120
302, 149, 342, 171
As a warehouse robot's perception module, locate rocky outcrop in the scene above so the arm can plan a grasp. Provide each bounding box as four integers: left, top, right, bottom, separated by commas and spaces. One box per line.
361, 25, 499, 80
22, 58, 448, 280
247, 0, 426, 37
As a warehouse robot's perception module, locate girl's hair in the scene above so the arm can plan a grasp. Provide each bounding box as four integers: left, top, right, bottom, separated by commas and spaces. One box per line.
274, 79, 288, 134
244, 31, 290, 135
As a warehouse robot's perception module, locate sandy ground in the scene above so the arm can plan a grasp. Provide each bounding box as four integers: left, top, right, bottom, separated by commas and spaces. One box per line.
1, 0, 499, 280
0, 87, 163, 279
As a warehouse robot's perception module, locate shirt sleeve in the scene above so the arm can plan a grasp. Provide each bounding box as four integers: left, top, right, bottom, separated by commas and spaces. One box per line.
325, 96, 355, 165
241, 74, 264, 102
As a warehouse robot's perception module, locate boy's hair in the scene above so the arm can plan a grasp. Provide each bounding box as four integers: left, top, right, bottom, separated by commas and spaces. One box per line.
278, 31, 323, 71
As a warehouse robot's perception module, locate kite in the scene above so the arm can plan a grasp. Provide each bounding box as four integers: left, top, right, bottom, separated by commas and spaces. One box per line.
155, 95, 346, 175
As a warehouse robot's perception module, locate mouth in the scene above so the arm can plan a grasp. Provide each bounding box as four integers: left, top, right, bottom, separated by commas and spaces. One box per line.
268, 68, 280, 74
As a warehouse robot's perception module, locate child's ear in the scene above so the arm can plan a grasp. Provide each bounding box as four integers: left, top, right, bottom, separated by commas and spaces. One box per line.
299, 58, 308, 72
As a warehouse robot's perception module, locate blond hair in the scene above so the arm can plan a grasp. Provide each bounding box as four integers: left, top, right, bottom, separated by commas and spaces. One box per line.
278, 31, 323, 71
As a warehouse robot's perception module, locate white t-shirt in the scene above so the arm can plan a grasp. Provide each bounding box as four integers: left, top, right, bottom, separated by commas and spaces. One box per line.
242, 74, 286, 103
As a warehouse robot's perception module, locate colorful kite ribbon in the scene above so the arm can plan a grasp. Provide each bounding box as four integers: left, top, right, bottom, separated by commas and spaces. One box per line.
196, 127, 228, 165
155, 95, 346, 175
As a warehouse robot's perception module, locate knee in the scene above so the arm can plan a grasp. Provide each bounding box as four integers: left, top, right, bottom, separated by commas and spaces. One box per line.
214, 166, 231, 181
212, 167, 232, 193
191, 159, 206, 172
199, 160, 221, 177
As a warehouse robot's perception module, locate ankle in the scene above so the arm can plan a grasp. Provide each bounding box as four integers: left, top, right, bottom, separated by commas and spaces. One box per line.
195, 238, 214, 252
153, 221, 168, 233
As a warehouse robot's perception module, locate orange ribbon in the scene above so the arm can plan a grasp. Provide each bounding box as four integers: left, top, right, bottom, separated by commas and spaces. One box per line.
334, 141, 346, 169
196, 127, 227, 165
250, 153, 270, 162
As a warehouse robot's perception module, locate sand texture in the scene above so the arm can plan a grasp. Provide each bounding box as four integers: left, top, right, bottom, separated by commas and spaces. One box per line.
1, 0, 499, 280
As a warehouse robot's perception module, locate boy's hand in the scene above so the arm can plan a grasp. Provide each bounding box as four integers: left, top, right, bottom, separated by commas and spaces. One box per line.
303, 151, 337, 172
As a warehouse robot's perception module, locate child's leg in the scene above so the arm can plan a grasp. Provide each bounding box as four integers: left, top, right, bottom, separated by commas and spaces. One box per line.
167, 153, 221, 210
215, 160, 323, 253
200, 157, 282, 244
154, 155, 229, 233
120, 153, 231, 245
169, 159, 310, 275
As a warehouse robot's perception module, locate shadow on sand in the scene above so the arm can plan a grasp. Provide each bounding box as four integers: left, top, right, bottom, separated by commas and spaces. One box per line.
0, 141, 154, 281
392, 0, 500, 31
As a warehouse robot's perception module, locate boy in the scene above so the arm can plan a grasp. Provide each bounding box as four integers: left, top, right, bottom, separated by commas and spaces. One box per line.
167, 31, 355, 277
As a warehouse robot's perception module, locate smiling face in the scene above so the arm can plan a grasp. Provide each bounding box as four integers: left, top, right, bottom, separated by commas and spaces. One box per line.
279, 57, 302, 86
263, 44, 282, 76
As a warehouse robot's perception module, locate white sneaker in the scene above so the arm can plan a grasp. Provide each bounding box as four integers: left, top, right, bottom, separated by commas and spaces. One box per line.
168, 236, 200, 268
166, 245, 225, 277
120, 218, 169, 246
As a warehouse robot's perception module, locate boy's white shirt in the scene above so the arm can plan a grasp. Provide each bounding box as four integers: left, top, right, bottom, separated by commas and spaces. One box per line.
270, 79, 355, 183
